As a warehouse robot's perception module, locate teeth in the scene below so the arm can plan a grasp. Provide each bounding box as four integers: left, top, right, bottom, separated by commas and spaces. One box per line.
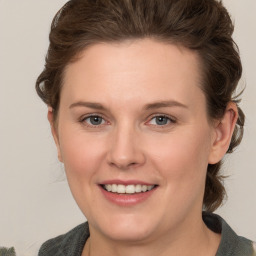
112, 184, 117, 192
142, 185, 147, 192
106, 184, 112, 192
117, 184, 126, 194
126, 185, 135, 194
135, 184, 142, 193
103, 184, 155, 194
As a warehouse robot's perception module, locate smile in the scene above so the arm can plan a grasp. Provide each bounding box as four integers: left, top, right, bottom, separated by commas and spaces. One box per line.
102, 184, 156, 194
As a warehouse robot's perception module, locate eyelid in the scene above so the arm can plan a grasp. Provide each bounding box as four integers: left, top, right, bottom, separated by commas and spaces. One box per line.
78, 113, 176, 128
79, 113, 110, 127
145, 114, 177, 126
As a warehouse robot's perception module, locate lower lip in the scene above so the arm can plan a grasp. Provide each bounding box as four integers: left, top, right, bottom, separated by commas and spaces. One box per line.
99, 186, 157, 206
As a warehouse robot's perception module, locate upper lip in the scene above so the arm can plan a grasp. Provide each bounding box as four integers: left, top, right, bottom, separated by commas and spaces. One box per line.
99, 179, 157, 186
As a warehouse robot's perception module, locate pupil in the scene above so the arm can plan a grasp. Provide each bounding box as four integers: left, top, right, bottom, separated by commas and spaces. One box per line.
156, 116, 167, 125
90, 116, 102, 125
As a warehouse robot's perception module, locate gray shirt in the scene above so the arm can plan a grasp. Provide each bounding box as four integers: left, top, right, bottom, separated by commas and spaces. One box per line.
38, 212, 256, 256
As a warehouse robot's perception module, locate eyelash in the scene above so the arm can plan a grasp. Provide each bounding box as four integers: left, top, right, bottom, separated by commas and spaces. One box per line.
146, 114, 176, 127
79, 114, 176, 128
79, 114, 107, 128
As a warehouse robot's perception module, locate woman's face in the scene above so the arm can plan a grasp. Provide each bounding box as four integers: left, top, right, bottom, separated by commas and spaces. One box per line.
52, 39, 219, 242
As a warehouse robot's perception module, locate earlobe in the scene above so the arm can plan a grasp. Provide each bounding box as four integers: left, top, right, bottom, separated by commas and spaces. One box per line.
47, 107, 63, 162
208, 102, 238, 164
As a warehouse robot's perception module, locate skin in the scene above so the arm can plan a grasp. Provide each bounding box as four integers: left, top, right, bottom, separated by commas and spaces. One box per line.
48, 39, 238, 256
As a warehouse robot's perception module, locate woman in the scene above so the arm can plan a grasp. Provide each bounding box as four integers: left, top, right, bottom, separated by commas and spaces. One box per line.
36, 0, 255, 255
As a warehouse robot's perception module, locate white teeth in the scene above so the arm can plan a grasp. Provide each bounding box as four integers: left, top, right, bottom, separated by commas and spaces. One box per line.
106, 184, 112, 192
112, 184, 117, 192
142, 185, 147, 192
135, 184, 142, 193
125, 185, 135, 194
103, 184, 155, 194
117, 184, 126, 194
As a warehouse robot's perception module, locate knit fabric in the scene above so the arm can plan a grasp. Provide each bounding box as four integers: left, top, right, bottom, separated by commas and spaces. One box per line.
38, 212, 256, 256
0, 247, 16, 256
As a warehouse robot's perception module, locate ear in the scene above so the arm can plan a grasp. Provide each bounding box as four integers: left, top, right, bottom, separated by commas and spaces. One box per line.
47, 107, 63, 162
208, 102, 238, 164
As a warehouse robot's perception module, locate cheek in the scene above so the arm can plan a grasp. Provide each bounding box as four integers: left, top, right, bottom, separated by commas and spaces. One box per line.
58, 127, 107, 181
148, 126, 212, 191
57, 128, 109, 218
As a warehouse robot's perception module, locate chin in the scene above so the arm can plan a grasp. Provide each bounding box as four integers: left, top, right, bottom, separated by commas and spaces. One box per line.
90, 212, 159, 243
104, 225, 155, 243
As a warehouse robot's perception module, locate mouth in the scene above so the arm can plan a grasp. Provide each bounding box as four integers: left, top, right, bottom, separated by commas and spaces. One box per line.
101, 184, 157, 194
99, 180, 159, 206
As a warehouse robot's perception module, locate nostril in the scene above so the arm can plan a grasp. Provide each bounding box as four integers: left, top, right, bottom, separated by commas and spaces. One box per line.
109, 161, 139, 170
106, 141, 146, 169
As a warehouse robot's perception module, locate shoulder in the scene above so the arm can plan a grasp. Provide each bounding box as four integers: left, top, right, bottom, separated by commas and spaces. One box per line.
203, 212, 256, 256
38, 222, 89, 256
0, 247, 16, 256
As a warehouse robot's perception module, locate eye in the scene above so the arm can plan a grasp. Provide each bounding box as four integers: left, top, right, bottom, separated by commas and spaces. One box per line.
82, 115, 107, 126
147, 115, 175, 126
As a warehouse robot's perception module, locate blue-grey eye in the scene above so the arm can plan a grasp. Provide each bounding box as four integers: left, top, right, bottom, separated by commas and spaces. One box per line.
148, 116, 171, 126
155, 116, 169, 125
86, 116, 105, 126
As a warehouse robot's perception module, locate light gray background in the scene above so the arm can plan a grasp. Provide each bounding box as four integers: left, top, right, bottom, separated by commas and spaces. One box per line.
0, 1, 255, 255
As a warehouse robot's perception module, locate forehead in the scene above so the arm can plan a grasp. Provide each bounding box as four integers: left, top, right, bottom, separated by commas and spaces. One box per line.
62, 39, 205, 109
65, 39, 202, 81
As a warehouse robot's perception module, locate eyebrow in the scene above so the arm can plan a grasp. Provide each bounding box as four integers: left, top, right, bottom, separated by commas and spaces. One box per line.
69, 101, 106, 110
69, 100, 188, 110
143, 100, 188, 110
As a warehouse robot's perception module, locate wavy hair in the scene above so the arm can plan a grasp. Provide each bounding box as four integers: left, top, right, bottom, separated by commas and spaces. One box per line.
36, 0, 244, 212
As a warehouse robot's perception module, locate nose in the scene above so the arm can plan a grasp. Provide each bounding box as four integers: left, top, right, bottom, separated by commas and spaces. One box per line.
107, 124, 146, 170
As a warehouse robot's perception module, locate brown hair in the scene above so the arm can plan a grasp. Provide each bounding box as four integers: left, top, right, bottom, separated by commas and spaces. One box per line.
36, 0, 244, 212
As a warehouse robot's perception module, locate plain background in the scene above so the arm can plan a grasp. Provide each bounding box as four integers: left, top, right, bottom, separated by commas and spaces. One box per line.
0, 0, 255, 255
